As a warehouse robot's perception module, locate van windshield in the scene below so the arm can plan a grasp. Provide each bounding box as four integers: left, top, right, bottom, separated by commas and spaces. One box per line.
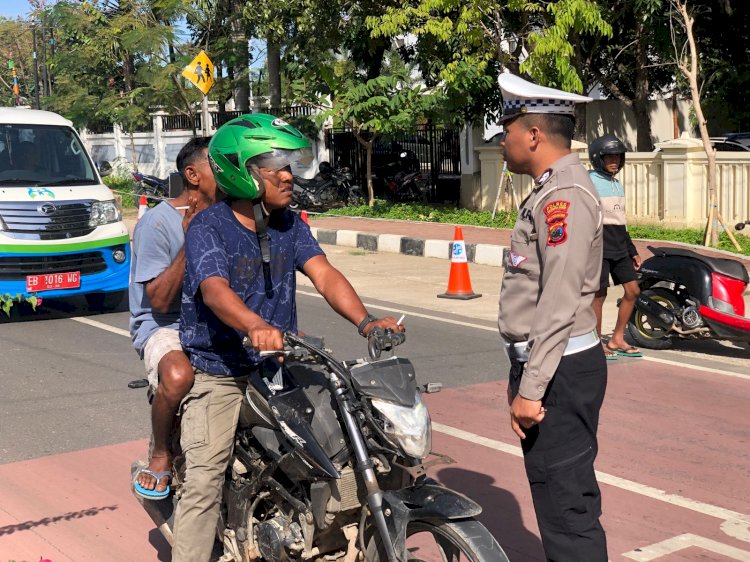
0, 124, 98, 187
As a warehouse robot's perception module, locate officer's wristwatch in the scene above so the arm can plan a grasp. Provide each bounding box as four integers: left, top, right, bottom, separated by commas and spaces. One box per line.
357, 313, 378, 337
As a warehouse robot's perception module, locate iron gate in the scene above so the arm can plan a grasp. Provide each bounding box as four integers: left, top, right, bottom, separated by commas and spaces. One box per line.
324, 124, 461, 201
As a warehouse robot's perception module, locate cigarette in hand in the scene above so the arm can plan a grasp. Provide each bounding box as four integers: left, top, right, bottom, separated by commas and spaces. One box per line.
174, 205, 191, 210
397, 314, 405, 326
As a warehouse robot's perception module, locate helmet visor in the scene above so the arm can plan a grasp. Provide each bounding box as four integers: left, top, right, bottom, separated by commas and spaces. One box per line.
249, 148, 313, 172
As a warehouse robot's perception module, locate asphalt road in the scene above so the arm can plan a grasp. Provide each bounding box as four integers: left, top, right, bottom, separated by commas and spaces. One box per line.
1, 246, 749, 561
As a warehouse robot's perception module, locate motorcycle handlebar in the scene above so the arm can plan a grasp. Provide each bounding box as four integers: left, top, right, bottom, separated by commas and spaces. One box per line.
245, 328, 406, 362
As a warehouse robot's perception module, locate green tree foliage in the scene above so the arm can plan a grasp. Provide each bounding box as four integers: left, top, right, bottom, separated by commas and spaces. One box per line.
683, 0, 750, 132
0, 18, 36, 106
368, 0, 612, 124
45, 0, 200, 131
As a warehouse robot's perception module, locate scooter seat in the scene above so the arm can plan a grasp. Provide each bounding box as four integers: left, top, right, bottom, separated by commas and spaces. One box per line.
647, 246, 749, 283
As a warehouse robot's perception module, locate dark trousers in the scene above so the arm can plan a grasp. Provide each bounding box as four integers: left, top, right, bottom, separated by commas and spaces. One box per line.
509, 345, 608, 562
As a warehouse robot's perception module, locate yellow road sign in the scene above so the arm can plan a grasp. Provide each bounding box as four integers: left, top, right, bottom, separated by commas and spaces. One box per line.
182, 50, 215, 95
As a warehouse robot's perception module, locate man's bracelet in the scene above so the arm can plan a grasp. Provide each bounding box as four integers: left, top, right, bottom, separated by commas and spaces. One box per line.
357, 313, 378, 337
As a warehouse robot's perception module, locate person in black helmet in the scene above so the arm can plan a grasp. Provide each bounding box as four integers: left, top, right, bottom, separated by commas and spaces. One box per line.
588, 134, 642, 359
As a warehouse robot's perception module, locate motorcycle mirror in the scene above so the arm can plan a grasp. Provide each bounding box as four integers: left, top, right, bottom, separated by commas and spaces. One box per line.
96, 160, 113, 177
736, 222, 747, 231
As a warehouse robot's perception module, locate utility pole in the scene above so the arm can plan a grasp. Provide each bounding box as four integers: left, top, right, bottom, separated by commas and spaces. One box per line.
9, 60, 21, 106
32, 25, 41, 109
41, 15, 49, 97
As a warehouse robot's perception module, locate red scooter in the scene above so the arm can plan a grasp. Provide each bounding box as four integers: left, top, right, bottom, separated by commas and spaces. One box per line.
627, 244, 750, 350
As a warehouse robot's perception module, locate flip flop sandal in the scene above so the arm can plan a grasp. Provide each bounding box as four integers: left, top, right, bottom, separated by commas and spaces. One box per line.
133, 468, 172, 500
608, 345, 643, 358
603, 348, 618, 361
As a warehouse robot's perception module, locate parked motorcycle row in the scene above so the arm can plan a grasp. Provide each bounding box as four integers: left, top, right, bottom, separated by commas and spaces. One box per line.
132, 329, 510, 562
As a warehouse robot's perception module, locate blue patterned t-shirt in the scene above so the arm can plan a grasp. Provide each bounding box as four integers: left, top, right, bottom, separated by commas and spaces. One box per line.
180, 200, 324, 376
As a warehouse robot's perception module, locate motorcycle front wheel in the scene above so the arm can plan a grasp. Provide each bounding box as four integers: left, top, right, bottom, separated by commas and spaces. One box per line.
627, 287, 678, 350
366, 519, 509, 562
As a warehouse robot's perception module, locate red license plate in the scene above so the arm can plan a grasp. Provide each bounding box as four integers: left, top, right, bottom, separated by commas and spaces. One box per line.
26, 271, 81, 292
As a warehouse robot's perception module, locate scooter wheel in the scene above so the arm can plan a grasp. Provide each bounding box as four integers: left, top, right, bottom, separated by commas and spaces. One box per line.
626, 288, 678, 350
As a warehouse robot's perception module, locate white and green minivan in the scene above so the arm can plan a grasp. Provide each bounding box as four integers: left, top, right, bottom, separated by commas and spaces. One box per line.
0, 108, 130, 311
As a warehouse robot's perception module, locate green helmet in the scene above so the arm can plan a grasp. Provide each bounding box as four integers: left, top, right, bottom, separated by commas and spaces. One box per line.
208, 113, 312, 199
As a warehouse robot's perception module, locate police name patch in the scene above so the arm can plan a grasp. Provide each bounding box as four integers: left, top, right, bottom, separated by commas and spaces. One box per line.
543, 200, 570, 246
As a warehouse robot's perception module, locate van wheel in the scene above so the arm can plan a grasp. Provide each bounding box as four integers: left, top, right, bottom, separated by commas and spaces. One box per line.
86, 290, 127, 313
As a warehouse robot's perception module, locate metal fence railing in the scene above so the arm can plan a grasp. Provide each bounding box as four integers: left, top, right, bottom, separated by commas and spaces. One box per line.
162, 114, 202, 132
325, 124, 461, 200
211, 105, 318, 129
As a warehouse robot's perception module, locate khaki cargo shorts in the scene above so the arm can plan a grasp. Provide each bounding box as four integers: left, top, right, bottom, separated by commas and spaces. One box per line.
143, 327, 183, 390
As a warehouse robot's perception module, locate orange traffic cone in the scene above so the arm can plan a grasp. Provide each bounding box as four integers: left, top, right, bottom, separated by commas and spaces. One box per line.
300, 210, 309, 224
137, 194, 148, 221
437, 226, 482, 300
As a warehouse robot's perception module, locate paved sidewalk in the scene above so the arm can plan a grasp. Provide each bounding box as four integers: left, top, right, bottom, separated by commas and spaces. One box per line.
122, 209, 750, 272
308, 215, 750, 269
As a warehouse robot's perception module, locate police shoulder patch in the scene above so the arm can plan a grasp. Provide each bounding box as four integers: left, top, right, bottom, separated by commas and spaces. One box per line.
543, 199, 570, 246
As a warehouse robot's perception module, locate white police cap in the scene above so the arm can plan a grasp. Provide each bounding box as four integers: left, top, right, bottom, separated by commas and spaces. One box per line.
498, 73, 592, 123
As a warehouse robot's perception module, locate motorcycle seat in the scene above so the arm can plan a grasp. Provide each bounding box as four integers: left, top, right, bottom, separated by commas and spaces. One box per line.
648, 246, 749, 283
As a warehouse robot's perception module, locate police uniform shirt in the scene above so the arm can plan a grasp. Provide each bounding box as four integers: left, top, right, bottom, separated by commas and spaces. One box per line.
498, 154, 603, 401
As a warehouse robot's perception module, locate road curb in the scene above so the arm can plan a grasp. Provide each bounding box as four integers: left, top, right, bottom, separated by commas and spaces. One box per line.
310, 227, 507, 267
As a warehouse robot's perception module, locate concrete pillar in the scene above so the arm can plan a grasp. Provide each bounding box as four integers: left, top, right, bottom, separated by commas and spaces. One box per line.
655, 136, 705, 227
153, 111, 167, 177
475, 145, 504, 212
459, 122, 484, 210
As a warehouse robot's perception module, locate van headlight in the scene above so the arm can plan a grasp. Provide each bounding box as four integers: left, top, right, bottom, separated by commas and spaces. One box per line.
89, 200, 122, 226
371, 393, 432, 459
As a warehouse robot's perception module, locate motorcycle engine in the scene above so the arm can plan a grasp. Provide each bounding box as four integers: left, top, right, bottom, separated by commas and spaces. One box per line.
681, 306, 703, 329
256, 515, 305, 562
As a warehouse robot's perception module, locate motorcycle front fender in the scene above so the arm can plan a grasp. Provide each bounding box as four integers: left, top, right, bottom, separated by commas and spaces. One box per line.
377, 484, 482, 562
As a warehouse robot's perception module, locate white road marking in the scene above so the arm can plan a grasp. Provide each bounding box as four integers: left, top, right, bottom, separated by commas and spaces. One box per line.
71, 316, 131, 338
297, 290, 750, 381
635, 354, 750, 381
622, 533, 750, 561
432, 422, 749, 525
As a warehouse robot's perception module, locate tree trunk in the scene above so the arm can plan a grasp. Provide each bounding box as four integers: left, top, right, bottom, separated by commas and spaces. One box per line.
366, 141, 375, 207
674, 1, 718, 246
267, 37, 282, 110
634, 18, 654, 151
230, 12, 249, 112
354, 129, 376, 206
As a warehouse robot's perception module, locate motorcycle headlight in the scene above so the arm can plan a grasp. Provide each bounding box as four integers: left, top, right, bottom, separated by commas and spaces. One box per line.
89, 200, 122, 227
371, 393, 432, 459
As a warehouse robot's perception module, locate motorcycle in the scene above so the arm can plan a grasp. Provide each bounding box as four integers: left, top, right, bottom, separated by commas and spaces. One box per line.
292, 162, 364, 211
384, 168, 430, 204
132, 171, 184, 207
131, 329, 508, 562
371, 150, 428, 203
627, 245, 750, 349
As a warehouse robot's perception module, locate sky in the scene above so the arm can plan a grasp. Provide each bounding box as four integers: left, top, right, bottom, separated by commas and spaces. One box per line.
0, 0, 35, 20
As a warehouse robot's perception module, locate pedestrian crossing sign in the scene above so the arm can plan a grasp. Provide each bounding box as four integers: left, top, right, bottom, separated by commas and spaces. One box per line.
182, 50, 215, 95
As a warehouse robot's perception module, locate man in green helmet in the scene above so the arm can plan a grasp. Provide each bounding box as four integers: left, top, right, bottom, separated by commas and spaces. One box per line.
171, 114, 403, 561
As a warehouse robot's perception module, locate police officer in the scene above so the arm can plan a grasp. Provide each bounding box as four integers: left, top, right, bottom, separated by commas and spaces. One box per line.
496, 73, 608, 561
